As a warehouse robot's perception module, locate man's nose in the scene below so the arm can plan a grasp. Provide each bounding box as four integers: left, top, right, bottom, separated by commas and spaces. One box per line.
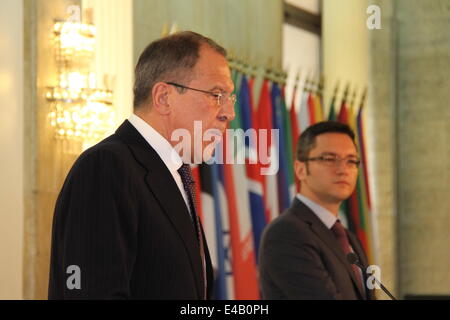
335, 160, 350, 174
221, 101, 236, 122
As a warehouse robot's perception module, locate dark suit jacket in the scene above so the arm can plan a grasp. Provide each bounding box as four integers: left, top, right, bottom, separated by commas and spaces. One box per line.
259, 198, 374, 300
48, 120, 213, 299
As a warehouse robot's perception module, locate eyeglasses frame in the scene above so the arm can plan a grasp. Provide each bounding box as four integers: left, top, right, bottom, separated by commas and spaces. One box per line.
165, 81, 236, 107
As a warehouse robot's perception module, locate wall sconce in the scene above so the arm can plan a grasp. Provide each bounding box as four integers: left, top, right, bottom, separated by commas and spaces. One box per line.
46, 12, 115, 146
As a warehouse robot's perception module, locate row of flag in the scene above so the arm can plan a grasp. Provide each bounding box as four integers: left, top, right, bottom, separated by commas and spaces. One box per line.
191, 70, 377, 300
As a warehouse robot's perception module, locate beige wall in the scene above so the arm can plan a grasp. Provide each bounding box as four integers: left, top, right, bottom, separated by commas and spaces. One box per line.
323, 0, 369, 109
133, 0, 283, 122
0, 0, 24, 300
83, 0, 133, 137
133, 0, 283, 70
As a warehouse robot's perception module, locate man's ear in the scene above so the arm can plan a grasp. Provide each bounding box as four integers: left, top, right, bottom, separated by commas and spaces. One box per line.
294, 160, 307, 182
151, 82, 171, 115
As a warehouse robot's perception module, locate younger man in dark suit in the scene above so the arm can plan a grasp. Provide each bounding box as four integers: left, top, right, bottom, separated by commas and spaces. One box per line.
259, 121, 374, 300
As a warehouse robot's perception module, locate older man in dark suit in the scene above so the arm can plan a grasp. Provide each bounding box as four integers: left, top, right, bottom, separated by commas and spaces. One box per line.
48, 31, 235, 299
259, 121, 374, 300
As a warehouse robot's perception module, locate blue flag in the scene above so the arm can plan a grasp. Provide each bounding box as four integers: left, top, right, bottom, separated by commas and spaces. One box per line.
270, 82, 291, 213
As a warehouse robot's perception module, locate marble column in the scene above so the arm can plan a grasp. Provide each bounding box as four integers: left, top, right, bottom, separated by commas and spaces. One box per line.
395, 0, 450, 297
369, 0, 450, 298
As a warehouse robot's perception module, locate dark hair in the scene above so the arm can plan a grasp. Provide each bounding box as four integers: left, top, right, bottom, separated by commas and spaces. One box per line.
133, 31, 227, 109
296, 121, 356, 161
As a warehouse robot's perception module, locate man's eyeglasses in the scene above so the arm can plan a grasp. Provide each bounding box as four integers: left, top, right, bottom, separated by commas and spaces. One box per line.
166, 82, 236, 107
302, 156, 361, 169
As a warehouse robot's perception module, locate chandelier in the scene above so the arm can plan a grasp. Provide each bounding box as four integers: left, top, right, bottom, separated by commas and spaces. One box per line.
46, 12, 115, 146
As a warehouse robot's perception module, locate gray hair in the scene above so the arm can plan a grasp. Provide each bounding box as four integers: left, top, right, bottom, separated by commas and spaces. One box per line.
133, 31, 227, 109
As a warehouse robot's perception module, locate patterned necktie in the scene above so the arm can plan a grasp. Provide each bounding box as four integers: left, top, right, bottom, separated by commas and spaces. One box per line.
177, 164, 207, 299
331, 220, 365, 297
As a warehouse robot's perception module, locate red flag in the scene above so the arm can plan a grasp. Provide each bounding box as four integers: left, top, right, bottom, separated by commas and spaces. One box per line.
289, 86, 299, 157
255, 79, 278, 223
337, 98, 349, 124
307, 91, 316, 124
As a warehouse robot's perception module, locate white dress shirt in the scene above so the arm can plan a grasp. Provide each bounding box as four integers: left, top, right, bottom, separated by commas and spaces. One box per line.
128, 114, 191, 213
296, 193, 337, 229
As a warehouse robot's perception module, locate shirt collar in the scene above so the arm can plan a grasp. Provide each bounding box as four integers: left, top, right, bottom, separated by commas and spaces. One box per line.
296, 193, 337, 229
128, 114, 183, 174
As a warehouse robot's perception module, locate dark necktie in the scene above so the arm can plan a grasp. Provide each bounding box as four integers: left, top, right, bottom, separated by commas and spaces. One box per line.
177, 164, 207, 299
331, 220, 365, 296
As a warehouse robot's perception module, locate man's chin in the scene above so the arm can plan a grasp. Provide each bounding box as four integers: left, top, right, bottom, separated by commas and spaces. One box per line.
335, 192, 353, 202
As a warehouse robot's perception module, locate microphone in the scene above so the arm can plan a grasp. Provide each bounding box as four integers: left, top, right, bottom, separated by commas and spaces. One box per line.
347, 253, 397, 300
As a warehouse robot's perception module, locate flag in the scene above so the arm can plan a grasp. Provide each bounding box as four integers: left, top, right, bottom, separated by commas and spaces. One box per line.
289, 84, 299, 157
271, 82, 291, 213
356, 95, 377, 265
289, 84, 301, 192
328, 96, 337, 121
307, 91, 316, 125
255, 79, 279, 223
216, 162, 235, 299
336, 91, 371, 265
199, 163, 234, 299
313, 91, 324, 122
356, 93, 371, 211
235, 75, 266, 263
223, 73, 260, 299
280, 85, 296, 201
337, 86, 349, 124
328, 82, 340, 121
298, 85, 311, 133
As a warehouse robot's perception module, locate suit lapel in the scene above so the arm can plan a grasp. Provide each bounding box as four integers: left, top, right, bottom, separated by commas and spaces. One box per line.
292, 198, 365, 299
115, 120, 205, 298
